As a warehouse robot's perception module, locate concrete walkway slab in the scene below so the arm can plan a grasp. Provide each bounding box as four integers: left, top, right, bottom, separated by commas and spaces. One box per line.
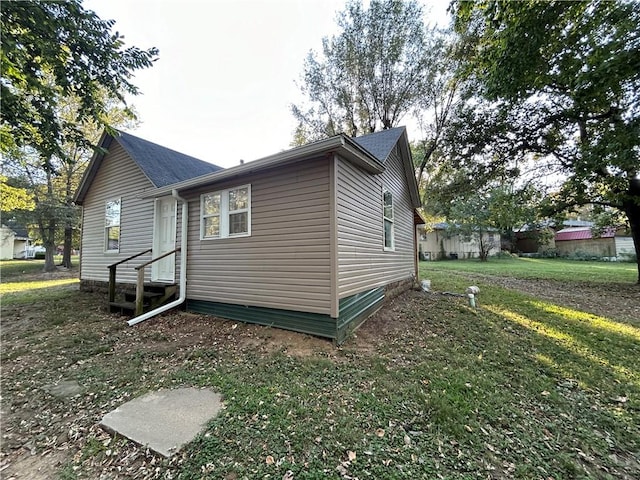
100, 387, 222, 457
45, 380, 84, 398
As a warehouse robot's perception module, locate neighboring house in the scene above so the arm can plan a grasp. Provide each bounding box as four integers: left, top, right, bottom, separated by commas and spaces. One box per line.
514, 228, 555, 254
417, 222, 501, 260
0, 224, 30, 259
74, 127, 423, 343
555, 226, 634, 260
515, 220, 593, 253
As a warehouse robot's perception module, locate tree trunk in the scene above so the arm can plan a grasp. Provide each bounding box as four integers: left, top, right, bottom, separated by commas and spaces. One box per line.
63, 159, 76, 269
504, 228, 516, 252
43, 218, 57, 272
623, 179, 640, 284
62, 225, 73, 268
42, 166, 57, 272
478, 230, 489, 261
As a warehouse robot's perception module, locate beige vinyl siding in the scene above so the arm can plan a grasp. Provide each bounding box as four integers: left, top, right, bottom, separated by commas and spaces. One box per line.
184, 157, 332, 315
336, 147, 415, 298
80, 142, 155, 283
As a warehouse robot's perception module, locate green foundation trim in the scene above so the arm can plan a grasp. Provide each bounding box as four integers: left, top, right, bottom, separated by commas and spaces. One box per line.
186, 300, 337, 338
336, 287, 385, 344
186, 286, 385, 344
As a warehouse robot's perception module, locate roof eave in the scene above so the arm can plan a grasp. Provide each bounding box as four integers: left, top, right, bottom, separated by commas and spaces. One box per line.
339, 136, 385, 174
145, 135, 384, 198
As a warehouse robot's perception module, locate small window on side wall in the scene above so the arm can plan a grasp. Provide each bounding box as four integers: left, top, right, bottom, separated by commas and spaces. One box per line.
201, 185, 251, 239
383, 189, 394, 251
105, 198, 121, 252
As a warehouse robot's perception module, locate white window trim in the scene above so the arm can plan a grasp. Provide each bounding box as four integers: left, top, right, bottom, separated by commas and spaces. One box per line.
200, 184, 251, 240
383, 187, 395, 252
104, 197, 121, 254
201, 192, 221, 239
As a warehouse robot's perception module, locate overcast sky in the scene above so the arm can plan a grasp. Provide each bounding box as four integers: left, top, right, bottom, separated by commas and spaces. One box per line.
84, 0, 450, 168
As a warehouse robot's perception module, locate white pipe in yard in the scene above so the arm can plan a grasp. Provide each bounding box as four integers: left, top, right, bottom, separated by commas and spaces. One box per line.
466, 286, 479, 308
128, 189, 188, 326
467, 294, 476, 308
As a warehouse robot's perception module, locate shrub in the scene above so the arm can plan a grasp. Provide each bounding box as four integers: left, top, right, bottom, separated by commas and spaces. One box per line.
619, 253, 637, 263
539, 248, 557, 258
566, 250, 600, 261
492, 250, 516, 259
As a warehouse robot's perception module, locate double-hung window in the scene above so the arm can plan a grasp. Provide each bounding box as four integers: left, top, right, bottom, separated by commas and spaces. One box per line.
201, 185, 251, 239
383, 189, 394, 251
105, 198, 121, 252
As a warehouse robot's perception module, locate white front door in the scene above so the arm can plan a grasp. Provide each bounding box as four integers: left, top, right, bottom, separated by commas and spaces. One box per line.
152, 196, 177, 282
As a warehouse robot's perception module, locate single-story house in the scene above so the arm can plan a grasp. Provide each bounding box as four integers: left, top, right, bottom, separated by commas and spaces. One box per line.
514, 228, 555, 254
0, 224, 30, 259
74, 127, 423, 343
515, 220, 592, 254
417, 222, 501, 260
555, 226, 634, 260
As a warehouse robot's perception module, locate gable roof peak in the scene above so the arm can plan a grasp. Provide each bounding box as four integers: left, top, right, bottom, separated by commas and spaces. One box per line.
114, 130, 223, 188
74, 129, 225, 205
351, 126, 406, 163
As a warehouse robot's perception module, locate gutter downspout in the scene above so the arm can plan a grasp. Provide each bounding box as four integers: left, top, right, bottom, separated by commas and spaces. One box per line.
128, 189, 188, 326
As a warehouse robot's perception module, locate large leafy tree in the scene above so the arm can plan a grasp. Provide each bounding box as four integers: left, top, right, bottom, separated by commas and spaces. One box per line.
291, 0, 442, 142
423, 168, 545, 259
2, 94, 137, 270
450, 0, 640, 282
413, 31, 462, 184
1, 0, 158, 271
444, 191, 499, 261
56, 94, 137, 268
0, 175, 34, 212
1, 0, 157, 157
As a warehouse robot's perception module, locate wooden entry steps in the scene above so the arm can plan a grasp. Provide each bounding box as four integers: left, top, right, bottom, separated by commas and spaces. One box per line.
107, 247, 181, 317
109, 283, 177, 316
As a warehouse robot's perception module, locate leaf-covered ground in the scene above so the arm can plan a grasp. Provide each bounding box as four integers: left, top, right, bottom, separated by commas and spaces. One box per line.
1, 265, 638, 479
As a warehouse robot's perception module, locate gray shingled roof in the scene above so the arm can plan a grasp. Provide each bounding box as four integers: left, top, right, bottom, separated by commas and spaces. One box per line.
116, 131, 223, 187
352, 127, 405, 163
4, 223, 29, 238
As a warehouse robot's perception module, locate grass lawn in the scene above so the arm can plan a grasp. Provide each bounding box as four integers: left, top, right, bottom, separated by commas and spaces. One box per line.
419, 256, 638, 283
1, 259, 638, 479
1, 256, 79, 279
1, 258, 80, 305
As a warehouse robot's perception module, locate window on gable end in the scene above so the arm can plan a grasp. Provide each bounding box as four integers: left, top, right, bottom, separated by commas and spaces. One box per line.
383, 189, 394, 251
105, 198, 121, 253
